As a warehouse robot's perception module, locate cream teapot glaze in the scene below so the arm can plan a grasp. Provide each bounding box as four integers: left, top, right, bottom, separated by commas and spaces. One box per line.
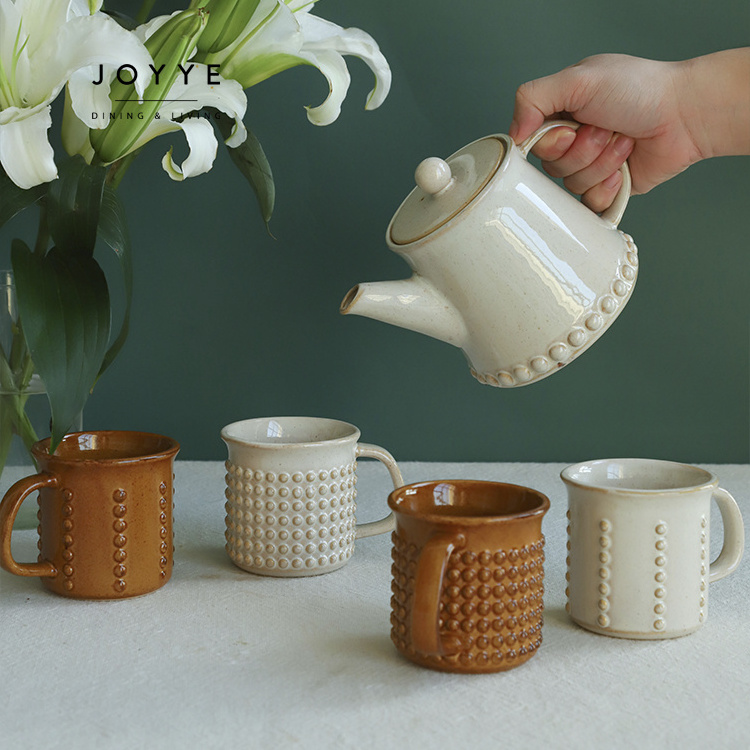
340, 121, 639, 387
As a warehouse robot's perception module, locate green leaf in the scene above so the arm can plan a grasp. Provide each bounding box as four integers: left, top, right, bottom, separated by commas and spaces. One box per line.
12, 241, 111, 451
97, 185, 133, 377
228, 128, 275, 229
46, 156, 107, 256
103, 10, 138, 30
0, 168, 46, 230
213, 112, 275, 228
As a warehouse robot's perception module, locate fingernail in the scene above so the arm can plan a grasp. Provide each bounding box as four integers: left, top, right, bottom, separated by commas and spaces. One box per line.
589, 126, 610, 146
554, 128, 576, 151
603, 172, 622, 190
613, 134, 634, 156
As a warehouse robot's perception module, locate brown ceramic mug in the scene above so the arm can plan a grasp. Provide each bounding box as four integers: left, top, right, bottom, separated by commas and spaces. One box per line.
388, 480, 549, 673
0, 431, 179, 599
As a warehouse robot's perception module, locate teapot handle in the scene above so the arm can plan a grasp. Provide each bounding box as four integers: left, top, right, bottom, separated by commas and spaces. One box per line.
518, 119, 631, 229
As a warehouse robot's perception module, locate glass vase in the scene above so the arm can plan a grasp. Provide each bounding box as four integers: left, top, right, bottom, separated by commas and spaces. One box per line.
0, 271, 81, 529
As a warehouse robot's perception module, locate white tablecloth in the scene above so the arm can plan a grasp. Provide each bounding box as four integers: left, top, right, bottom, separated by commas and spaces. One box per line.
1, 461, 748, 749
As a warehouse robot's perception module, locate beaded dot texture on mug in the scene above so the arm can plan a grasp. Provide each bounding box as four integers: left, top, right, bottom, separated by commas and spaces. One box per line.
596, 518, 613, 628
111, 489, 128, 594
158, 481, 171, 579
56, 489, 76, 591
699, 515, 708, 623
224, 461, 358, 574
651, 521, 669, 631
390, 532, 546, 671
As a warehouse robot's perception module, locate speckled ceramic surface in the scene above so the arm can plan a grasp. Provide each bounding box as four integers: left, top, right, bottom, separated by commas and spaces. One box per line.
221, 417, 403, 577
0, 431, 179, 599
388, 480, 549, 673
341, 120, 637, 387
562, 459, 745, 639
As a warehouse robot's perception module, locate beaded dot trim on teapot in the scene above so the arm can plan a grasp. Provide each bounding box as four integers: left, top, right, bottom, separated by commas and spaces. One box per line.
224, 460, 358, 573
471, 233, 638, 388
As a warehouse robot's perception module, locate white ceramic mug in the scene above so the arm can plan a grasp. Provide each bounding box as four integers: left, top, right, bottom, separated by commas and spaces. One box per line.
221, 417, 403, 577
561, 458, 744, 639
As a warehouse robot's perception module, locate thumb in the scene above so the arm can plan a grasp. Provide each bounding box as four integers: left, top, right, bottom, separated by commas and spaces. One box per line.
510, 70, 579, 143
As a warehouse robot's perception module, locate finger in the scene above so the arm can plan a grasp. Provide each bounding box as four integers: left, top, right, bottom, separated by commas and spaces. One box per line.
564, 133, 634, 195
509, 83, 546, 142
525, 127, 577, 162
510, 67, 582, 142
580, 172, 623, 213
538, 124, 612, 179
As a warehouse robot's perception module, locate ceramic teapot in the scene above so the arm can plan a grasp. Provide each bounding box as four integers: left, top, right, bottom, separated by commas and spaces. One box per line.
340, 121, 639, 387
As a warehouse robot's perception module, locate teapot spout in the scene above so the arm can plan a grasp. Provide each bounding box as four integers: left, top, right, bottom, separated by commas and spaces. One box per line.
340, 276, 467, 348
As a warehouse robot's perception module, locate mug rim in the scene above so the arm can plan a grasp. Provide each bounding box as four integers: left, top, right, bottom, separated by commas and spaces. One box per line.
388, 479, 550, 523
220, 416, 360, 449
32, 430, 180, 464
560, 457, 718, 494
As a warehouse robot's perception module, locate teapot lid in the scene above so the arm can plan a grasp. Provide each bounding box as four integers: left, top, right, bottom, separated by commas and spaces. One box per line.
389, 136, 506, 246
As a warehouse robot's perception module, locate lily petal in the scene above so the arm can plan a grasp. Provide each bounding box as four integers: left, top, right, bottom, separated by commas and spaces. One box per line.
69, 0, 103, 16
30, 14, 153, 123
130, 66, 247, 150
0, 0, 26, 108
216, 0, 302, 87
161, 66, 247, 144
61, 87, 94, 162
110, 67, 248, 178
9, 1, 103, 76
0, 102, 56, 188
300, 48, 349, 126
202, 2, 390, 125
161, 117, 217, 181
134, 12, 179, 45
297, 14, 391, 113
66, 66, 115, 128
285, 0, 318, 11
11, 0, 70, 59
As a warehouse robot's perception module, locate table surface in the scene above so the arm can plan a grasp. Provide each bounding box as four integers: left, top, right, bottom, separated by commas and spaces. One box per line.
1, 461, 748, 749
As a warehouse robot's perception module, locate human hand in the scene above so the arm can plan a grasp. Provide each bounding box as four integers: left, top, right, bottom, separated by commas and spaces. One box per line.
509, 53, 704, 212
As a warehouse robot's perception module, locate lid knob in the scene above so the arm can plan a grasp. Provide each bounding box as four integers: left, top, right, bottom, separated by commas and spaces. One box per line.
415, 157, 453, 195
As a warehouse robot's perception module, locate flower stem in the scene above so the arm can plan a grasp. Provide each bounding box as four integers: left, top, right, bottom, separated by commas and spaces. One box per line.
33, 202, 49, 257
106, 152, 139, 190
0, 341, 39, 478
135, 0, 159, 25
0, 271, 41, 480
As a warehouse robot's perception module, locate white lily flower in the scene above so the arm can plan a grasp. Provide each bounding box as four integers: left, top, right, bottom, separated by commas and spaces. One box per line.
135, 65, 248, 181
201, 0, 391, 126
63, 29, 248, 182
0, 0, 152, 188
65, 9, 248, 181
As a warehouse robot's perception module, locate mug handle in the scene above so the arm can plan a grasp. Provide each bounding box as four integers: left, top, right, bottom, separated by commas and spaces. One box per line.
709, 488, 745, 583
518, 119, 632, 229
0, 472, 58, 577
353, 443, 404, 538
411, 532, 466, 656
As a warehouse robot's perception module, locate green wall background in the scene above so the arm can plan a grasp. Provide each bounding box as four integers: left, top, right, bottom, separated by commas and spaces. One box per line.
4, 0, 749, 462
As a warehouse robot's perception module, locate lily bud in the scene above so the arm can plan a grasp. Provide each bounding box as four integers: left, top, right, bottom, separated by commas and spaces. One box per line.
90, 8, 208, 165
196, 0, 262, 55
